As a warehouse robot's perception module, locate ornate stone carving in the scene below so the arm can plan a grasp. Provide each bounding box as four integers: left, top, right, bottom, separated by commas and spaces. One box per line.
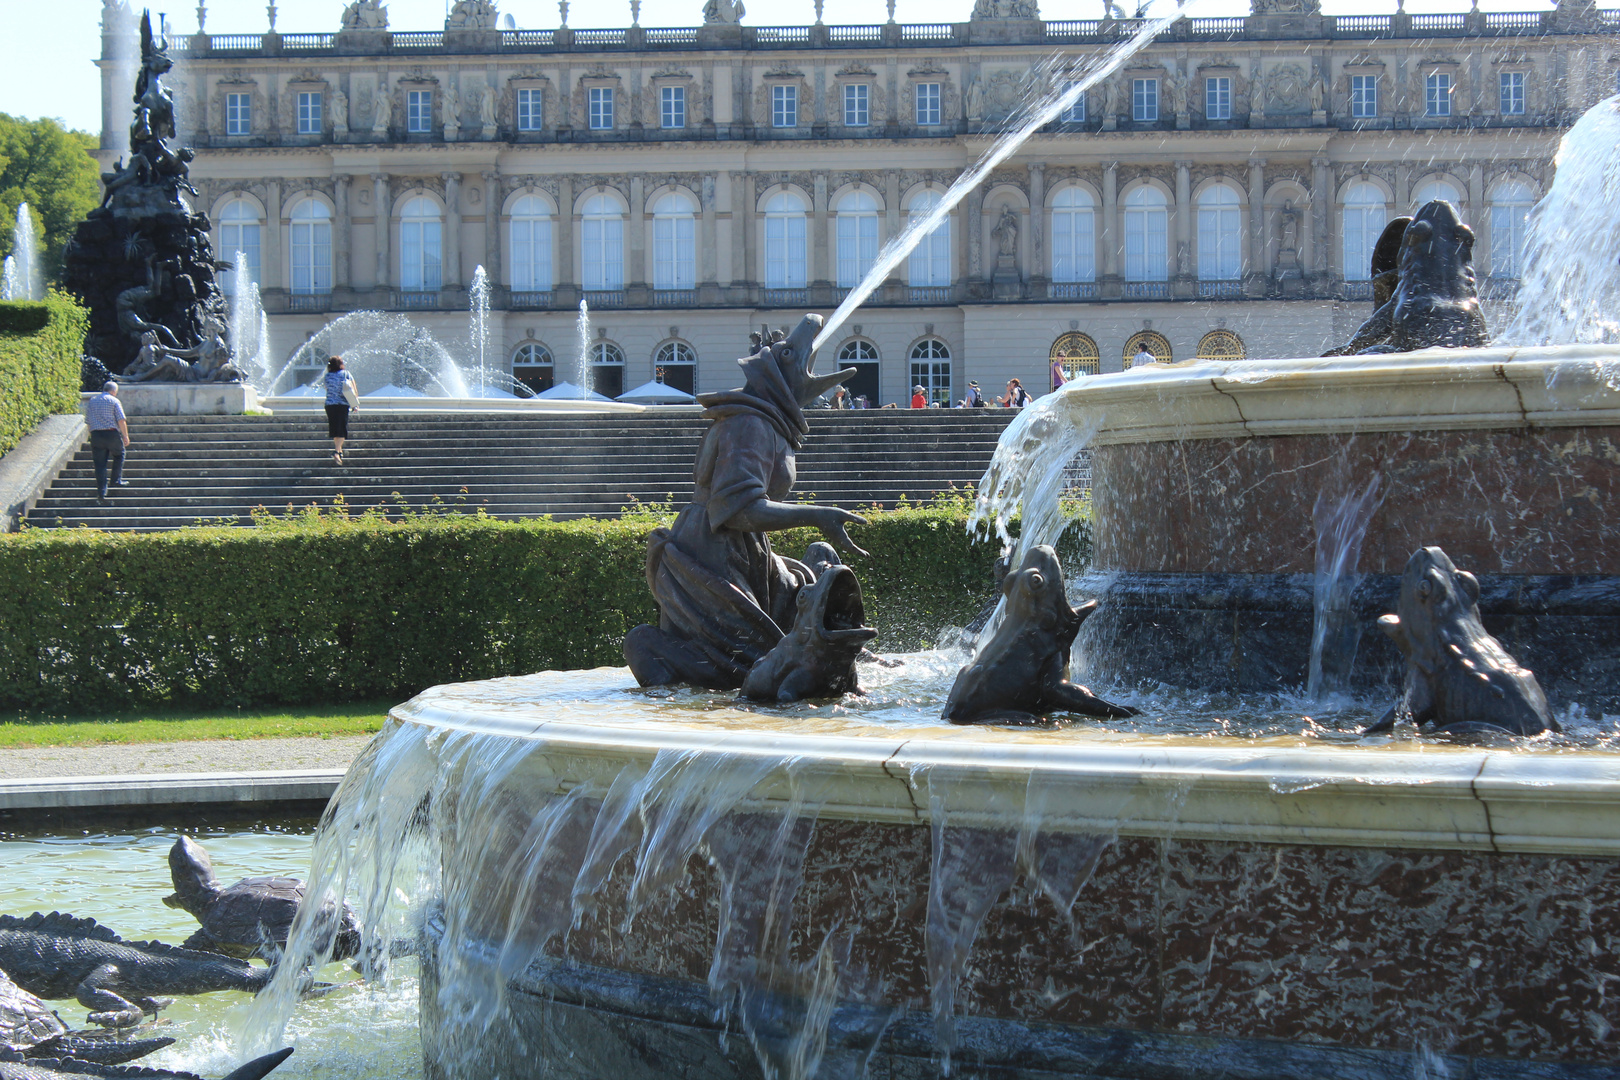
340, 0, 388, 30
1252, 0, 1320, 13
1264, 63, 1312, 114
703, 0, 744, 23
446, 0, 498, 29
971, 0, 1039, 18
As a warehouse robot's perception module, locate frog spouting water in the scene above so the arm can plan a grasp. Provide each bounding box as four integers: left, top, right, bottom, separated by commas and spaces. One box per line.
943, 545, 1138, 726
1364, 546, 1557, 738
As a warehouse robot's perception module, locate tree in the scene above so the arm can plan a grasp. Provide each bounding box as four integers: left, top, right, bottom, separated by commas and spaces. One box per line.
0, 114, 101, 284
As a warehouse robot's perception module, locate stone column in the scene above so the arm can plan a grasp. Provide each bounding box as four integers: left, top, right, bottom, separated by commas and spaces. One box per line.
1174, 160, 1191, 280
482, 170, 501, 284
556, 176, 575, 291
701, 174, 718, 285
1028, 163, 1047, 280
333, 174, 352, 290
442, 172, 463, 289
628, 174, 647, 288
1101, 161, 1118, 279
372, 173, 390, 288
812, 173, 829, 286
884, 170, 902, 288
739, 173, 756, 288
264, 181, 283, 291
1311, 156, 1331, 279
1395, 163, 1411, 214
1246, 157, 1266, 291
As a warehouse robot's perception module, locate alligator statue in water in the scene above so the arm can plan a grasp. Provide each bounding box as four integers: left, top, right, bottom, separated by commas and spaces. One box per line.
1324, 200, 1489, 355
1364, 546, 1557, 738
164, 837, 362, 961
0, 914, 275, 1029
0, 968, 172, 1066
943, 545, 1139, 725
0, 1046, 292, 1080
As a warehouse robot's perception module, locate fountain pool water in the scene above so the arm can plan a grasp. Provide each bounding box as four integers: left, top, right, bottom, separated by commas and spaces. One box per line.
2, 203, 41, 303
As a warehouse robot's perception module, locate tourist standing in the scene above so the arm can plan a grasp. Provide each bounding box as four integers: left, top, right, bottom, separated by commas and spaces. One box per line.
324, 356, 360, 464
85, 381, 130, 506
1132, 345, 1158, 369
1050, 356, 1067, 392
911, 384, 927, 409
999, 378, 1031, 408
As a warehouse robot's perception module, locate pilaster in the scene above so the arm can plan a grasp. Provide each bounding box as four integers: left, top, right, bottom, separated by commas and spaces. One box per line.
1028, 163, 1047, 283
333, 173, 352, 290
482, 170, 501, 286
372, 173, 390, 288
442, 172, 463, 290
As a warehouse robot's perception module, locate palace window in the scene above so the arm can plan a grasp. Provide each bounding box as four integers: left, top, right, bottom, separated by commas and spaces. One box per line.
660, 86, 685, 129
512, 341, 553, 394
1413, 179, 1462, 210
1050, 332, 1100, 379
1196, 184, 1243, 282
1051, 187, 1096, 283
297, 92, 321, 134
655, 340, 696, 394
1205, 77, 1231, 120
837, 339, 880, 404
1123, 186, 1168, 282
589, 87, 614, 130
1196, 330, 1246, 360
916, 82, 942, 126
1060, 81, 1086, 124
1490, 181, 1535, 278
581, 193, 625, 291
1124, 330, 1172, 367
1132, 78, 1158, 122
288, 199, 332, 295
517, 88, 543, 131
835, 190, 880, 288
406, 90, 431, 133
909, 339, 951, 407
652, 191, 697, 291
907, 190, 950, 288
772, 85, 798, 128
225, 93, 251, 136
764, 190, 808, 289
217, 199, 261, 292
1342, 182, 1386, 281
1499, 71, 1526, 116
591, 341, 625, 398
844, 84, 869, 127
1425, 72, 1452, 117
1350, 75, 1378, 118
399, 196, 442, 290
508, 194, 553, 292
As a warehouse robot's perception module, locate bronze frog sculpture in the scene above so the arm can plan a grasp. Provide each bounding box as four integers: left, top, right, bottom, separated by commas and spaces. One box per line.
740, 552, 877, 703
943, 545, 1138, 725
1364, 546, 1557, 738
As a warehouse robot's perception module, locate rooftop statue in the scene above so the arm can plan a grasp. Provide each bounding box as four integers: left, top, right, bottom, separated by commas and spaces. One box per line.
625, 315, 868, 692
446, 0, 499, 29
61, 10, 237, 383
340, 0, 388, 29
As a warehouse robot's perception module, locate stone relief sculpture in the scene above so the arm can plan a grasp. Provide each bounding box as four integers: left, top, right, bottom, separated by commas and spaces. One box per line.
625, 315, 869, 694
446, 0, 498, 29
964, 76, 985, 121
479, 86, 498, 134
371, 85, 392, 135
993, 205, 1019, 259
702, 0, 745, 23
1252, 0, 1321, 13
1265, 64, 1310, 114
442, 86, 461, 136
971, 0, 1039, 18
1164, 73, 1185, 114
340, 0, 388, 29
330, 89, 348, 133
1309, 73, 1326, 112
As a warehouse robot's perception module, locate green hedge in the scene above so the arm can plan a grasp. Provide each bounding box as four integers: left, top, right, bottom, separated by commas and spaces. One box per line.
0, 292, 87, 457
0, 505, 1072, 712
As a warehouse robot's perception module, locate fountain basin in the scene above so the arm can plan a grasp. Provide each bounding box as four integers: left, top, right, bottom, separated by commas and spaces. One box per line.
1046, 344, 1620, 709
396, 669, 1620, 1078
258, 395, 662, 414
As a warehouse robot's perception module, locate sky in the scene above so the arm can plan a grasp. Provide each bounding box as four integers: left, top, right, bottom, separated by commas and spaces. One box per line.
5, 0, 1550, 136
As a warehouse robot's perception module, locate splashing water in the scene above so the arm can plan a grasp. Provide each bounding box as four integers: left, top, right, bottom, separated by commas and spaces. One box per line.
1499, 96, 1620, 347
228, 251, 271, 385
0, 256, 18, 302
1307, 472, 1384, 699
270, 311, 531, 398
813, 7, 1188, 353
3, 203, 41, 302
571, 298, 593, 397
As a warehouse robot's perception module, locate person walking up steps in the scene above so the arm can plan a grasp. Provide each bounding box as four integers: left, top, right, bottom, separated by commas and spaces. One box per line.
85, 381, 131, 505
323, 356, 360, 464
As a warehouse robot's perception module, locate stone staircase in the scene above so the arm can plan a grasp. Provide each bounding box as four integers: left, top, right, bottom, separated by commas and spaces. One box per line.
23, 409, 1016, 532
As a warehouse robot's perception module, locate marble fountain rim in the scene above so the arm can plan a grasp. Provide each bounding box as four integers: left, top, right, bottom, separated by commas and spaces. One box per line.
390, 668, 1620, 858
1048, 342, 1620, 445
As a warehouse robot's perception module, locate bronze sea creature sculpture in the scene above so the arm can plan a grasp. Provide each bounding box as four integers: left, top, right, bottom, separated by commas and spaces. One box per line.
741, 548, 877, 702
625, 315, 868, 692
0, 968, 173, 1066
943, 545, 1139, 725
1363, 546, 1557, 738
0, 1046, 293, 1080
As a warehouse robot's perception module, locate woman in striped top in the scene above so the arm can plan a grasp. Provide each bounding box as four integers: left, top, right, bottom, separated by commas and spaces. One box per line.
323, 356, 359, 464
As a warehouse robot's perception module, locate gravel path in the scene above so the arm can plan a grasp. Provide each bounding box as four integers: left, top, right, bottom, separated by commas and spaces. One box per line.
0, 735, 375, 780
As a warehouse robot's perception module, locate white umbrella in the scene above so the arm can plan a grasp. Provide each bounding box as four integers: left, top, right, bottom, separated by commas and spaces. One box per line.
617, 379, 696, 405
363, 382, 427, 397
536, 381, 615, 402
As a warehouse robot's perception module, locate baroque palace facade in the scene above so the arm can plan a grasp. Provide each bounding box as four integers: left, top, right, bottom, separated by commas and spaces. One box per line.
98, 0, 1612, 403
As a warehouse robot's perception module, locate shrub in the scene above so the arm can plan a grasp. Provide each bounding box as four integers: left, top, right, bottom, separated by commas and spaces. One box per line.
0, 291, 87, 457
0, 504, 1057, 712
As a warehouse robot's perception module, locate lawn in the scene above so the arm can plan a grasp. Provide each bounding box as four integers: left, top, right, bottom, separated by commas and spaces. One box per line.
0, 702, 393, 748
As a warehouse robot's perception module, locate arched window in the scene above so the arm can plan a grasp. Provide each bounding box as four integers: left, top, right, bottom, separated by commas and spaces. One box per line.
1124, 330, 1172, 367
1490, 180, 1535, 279
652, 192, 697, 291
512, 341, 553, 393
1342, 183, 1386, 281
591, 340, 625, 398
835, 190, 880, 288
399, 196, 442, 291
907, 191, 950, 288
581, 193, 625, 291
509, 194, 553, 293
288, 198, 332, 295
909, 338, 951, 406
1196, 329, 1246, 359
1050, 331, 1100, 379
1413, 179, 1463, 211
764, 191, 808, 289
654, 340, 696, 394
1124, 186, 1168, 282
1050, 187, 1096, 284
1196, 184, 1243, 282
837, 339, 880, 404
218, 199, 261, 292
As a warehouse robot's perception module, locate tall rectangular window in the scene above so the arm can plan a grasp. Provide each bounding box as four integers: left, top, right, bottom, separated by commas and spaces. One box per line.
1060, 81, 1085, 124
517, 88, 543, 131
1132, 78, 1158, 122
654, 215, 696, 289
843, 84, 869, 127
1425, 72, 1452, 117
1204, 77, 1231, 120
660, 86, 685, 129
772, 85, 798, 128
916, 82, 941, 126
226, 93, 251, 136
297, 92, 321, 134
589, 87, 614, 130
1350, 75, 1378, 119
765, 216, 807, 287
406, 90, 431, 133
1499, 71, 1525, 116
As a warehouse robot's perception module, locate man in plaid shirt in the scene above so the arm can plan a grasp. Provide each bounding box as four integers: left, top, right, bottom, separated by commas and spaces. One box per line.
84, 382, 131, 505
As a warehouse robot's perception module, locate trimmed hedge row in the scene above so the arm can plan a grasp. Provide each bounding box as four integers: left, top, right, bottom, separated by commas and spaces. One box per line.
0, 506, 1063, 713
0, 292, 87, 457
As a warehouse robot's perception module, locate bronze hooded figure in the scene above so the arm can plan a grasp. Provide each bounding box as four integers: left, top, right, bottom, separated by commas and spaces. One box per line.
625, 314, 868, 690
